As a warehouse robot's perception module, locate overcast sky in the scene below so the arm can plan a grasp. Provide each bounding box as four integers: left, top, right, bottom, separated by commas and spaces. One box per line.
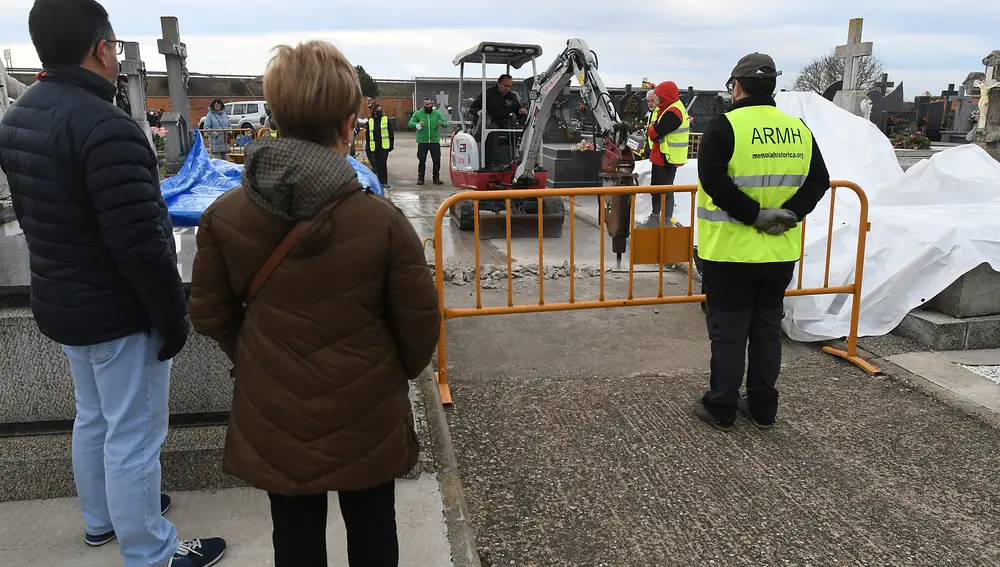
0, 1, 994, 99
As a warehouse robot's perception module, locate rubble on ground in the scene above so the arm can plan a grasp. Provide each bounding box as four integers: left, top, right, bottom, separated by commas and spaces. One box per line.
436, 261, 606, 288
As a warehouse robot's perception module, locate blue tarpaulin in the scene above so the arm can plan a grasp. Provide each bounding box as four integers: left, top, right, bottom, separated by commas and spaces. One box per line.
162, 130, 383, 227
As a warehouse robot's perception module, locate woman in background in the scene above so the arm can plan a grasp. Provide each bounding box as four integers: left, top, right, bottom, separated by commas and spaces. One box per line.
187, 41, 440, 567
203, 98, 230, 158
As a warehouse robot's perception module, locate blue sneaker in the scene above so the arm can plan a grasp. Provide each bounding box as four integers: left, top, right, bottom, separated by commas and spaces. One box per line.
84, 494, 172, 547
169, 538, 227, 567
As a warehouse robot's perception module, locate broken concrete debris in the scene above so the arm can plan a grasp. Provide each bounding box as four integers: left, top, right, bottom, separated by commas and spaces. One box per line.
437, 261, 606, 288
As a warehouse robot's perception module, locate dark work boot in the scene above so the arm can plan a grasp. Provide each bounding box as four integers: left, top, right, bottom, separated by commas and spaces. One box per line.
737, 393, 774, 430
416, 178, 424, 185
433, 177, 444, 185
694, 402, 734, 432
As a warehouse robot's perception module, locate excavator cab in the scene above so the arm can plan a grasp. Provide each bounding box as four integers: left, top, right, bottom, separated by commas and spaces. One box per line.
448, 41, 565, 231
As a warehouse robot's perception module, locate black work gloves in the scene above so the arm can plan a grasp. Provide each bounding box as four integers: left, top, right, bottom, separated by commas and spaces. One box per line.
753, 208, 799, 236
157, 317, 190, 361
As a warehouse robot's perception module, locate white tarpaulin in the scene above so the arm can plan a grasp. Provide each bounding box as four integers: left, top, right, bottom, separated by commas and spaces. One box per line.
632, 91, 1000, 342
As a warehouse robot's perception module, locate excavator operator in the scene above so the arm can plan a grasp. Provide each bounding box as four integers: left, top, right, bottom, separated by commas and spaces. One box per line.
470, 74, 528, 128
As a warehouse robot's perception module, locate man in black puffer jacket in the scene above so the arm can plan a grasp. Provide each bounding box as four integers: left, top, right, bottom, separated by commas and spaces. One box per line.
0, 2, 226, 566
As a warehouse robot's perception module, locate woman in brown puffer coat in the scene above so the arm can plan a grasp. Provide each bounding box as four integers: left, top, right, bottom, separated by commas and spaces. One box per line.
187, 41, 440, 567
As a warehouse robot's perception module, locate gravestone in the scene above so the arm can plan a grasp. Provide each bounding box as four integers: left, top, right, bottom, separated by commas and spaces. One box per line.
832, 18, 873, 115
685, 90, 729, 134
867, 83, 904, 133
0, 227, 236, 427
121, 42, 156, 153
822, 80, 842, 102
940, 83, 960, 130
873, 73, 894, 97
971, 50, 1000, 161
964, 71, 986, 96
157, 16, 192, 174
943, 85, 978, 143
925, 100, 946, 141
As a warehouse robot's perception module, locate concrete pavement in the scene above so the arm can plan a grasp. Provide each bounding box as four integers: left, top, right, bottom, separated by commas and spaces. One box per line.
438, 273, 1000, 566
0, 478, 452, 566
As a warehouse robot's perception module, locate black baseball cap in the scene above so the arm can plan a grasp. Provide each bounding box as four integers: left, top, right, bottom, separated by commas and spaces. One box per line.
730, 52, 782, 79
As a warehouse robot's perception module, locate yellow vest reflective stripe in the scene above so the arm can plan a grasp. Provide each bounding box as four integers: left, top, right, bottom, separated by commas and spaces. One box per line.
647, 102, 691, 165
368, 116, 390, 151
696, 105, 814, 263
269, 128, 277, 138
645, 108, 659, 151
660, 100, 690, 165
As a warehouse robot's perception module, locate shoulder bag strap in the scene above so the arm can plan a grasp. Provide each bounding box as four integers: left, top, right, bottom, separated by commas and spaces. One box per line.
245, 193, 351, 303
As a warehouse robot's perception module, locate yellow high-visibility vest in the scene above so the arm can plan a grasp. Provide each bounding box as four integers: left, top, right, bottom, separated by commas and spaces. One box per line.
368, 116, 390, 151
646, 101, 690, 165
696, 105, 814, 263
661, 101, 690, 165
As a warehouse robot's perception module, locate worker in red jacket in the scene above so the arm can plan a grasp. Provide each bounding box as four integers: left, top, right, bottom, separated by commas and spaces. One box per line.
643, 81, 691, 226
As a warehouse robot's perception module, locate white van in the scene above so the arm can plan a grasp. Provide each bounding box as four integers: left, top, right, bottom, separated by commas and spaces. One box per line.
199, 100, 270, 131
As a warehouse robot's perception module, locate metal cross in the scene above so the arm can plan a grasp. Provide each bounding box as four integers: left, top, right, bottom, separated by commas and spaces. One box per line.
873, 73, 894, 97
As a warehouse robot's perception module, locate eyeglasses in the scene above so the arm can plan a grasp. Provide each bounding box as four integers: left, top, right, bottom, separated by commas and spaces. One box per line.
93, 39, 125, 56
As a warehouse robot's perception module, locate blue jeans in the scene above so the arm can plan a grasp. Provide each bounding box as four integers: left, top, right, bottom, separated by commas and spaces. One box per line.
62, 331, 179, 567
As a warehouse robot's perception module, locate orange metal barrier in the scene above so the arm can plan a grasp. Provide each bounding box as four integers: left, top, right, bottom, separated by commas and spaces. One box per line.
688, 133, 702, 159
199, 128, 258, 163
429, 181, 878, 405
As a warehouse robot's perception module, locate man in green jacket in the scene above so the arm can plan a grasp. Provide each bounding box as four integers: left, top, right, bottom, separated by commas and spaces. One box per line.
407, 97, 448, 185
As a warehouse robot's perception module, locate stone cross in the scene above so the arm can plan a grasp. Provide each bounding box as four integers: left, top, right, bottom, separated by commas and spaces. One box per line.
157, 16, 191, 173
834, 18, 873, 91
120, 42, 155, 153
984, 50, 1000, 82
874, 73, 894, 97
157, 16, 191, 128
434, 90, 450, 115
941, 84, 959, 99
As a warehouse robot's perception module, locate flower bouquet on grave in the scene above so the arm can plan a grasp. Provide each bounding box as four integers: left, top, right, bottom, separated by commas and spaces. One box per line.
970, 109, 980, 123
890, 128, 931, 150
150, 126, 168, 153
572, 139, 595, 151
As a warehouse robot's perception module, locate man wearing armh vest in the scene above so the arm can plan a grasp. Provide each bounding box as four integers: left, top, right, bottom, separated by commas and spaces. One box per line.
365, 103, 394, 189
693, 53, 831, 431
642, 81, 690, 227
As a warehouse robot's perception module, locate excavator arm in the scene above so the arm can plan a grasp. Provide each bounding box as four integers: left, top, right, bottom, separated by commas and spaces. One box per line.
514, 38, 626, 185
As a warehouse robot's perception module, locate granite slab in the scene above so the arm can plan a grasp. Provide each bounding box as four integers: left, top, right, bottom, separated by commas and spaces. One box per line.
0, 308, 234, 425
1, 221, 197, 294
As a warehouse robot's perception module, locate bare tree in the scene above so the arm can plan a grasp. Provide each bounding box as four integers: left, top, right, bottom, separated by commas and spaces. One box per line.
791, 52, 884, 94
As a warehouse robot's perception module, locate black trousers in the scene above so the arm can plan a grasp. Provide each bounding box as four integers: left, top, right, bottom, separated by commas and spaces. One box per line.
650, 163, 677, 216
700, 260, 795, 423
367, 149, 390, 185
417, 142, 441, 181
268, 480, 398, 567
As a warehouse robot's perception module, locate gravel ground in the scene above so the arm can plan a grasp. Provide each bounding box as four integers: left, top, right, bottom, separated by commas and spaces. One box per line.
440, 272, 1000, 567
